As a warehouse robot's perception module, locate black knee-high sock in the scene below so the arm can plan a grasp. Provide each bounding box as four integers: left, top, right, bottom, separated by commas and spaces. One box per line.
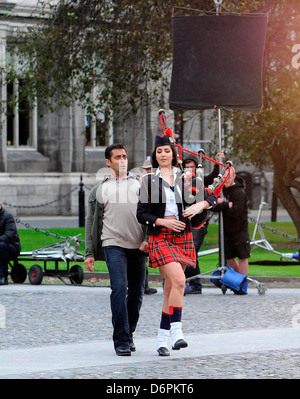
160, 312, 170, 330
169, 306, 182, 324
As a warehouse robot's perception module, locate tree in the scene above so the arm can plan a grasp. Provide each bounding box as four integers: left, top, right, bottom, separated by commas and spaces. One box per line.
7, 0, 300, 235
228, 0, 300, 237
14, 0, 212, 119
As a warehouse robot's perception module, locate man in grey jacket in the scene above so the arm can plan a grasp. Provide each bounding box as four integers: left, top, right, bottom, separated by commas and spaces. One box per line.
85, 143, 147, 356
0, 204, 21, 285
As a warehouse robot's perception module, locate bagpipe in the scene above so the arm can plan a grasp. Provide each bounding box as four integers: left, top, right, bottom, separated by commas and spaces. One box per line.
158, 109, 233, 229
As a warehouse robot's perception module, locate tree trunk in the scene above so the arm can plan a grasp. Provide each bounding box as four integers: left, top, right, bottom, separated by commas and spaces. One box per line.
273, 172, 300, 239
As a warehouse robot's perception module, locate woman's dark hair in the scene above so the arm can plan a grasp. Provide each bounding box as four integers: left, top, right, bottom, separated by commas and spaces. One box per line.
105, 143, 127, 160
151, 145, 178, 168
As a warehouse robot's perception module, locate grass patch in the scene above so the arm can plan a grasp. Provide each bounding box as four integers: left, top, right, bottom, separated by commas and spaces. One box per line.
17, 222, 299, 277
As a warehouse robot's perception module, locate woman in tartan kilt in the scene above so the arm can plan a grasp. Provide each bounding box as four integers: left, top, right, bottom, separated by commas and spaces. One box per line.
137, 135, 217, 356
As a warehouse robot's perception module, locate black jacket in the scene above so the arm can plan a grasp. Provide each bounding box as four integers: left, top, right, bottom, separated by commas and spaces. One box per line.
137, 170, 217, 236
212, 176, 249, 235
0, 207, 21, 253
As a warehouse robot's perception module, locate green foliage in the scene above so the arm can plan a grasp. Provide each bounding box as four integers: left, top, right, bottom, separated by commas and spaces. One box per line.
228, 1, 300, 236
14, 0, 214, 119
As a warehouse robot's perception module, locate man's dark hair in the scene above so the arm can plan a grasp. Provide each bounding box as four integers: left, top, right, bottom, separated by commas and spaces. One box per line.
105, 143, 127, 160
182, 154, 199, 169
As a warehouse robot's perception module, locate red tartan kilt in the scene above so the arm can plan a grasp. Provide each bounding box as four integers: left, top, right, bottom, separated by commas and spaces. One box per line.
148, 227, 196, 269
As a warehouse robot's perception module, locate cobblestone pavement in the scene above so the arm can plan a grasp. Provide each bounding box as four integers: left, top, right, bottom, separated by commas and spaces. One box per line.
1, 281, 300, 379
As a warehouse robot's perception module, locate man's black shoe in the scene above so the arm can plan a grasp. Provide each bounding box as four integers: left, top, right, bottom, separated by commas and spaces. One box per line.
0, 276, 8, 285
184, 284, 202, 295
129, 338, 136, 352
190, 286, 202, 294
116, 346, 131, 356
144, 286, 157, 295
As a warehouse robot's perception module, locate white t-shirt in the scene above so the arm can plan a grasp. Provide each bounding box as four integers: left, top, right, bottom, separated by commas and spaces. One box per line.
155, 166, 180, 219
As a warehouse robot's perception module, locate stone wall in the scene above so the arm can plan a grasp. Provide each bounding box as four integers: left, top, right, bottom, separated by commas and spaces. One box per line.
0, 172, 98, 217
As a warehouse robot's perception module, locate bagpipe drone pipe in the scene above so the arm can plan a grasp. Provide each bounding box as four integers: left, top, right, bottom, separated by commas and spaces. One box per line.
158, 109, 232, 229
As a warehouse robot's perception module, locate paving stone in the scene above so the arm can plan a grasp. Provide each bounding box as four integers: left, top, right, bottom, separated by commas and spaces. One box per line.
1, 283, 300, 379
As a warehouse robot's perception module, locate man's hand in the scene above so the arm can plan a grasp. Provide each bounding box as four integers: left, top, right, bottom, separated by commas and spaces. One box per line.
139, 241, 149, 253
85, 257, 95, 272
216, 150, 225, 161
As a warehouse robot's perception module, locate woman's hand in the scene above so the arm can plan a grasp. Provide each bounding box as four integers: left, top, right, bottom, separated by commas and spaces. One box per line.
183, 201, 209, 219
155, 218, 186, 232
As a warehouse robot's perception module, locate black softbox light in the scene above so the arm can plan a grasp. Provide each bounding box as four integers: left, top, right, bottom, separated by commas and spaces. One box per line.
169, 15, 267, 112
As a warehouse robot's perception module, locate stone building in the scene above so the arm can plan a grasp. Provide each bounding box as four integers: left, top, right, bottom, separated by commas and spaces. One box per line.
0, 0, 266, 217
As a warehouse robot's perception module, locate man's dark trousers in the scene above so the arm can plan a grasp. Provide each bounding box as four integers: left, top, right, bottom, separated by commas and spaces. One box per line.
0, 242, 19, 278
103, 246, 146, 350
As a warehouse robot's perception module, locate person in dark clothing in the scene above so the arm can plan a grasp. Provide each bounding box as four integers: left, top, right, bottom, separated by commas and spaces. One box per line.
183, 151, 224, 294
0, 204, 21, 285
212, 166, 250, 276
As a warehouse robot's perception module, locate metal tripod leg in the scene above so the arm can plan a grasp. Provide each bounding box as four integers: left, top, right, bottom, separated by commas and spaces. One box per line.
246, 276, 267, 295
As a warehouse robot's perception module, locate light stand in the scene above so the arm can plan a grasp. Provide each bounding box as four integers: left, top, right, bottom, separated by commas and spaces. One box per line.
185, 0, 266, 295
217, 108, 226, 271
216, 0, 226, 273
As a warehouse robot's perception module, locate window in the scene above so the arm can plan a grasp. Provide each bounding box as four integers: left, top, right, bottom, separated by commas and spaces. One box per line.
85, 110, 109, 148
6, 78, 37, 148
5, 50, 38, 148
